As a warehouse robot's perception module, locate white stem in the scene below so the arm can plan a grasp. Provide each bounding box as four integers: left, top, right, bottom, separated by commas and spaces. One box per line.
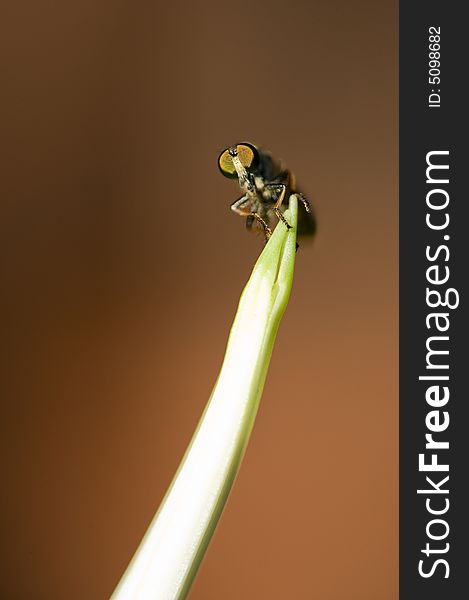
111, 197, 299, 600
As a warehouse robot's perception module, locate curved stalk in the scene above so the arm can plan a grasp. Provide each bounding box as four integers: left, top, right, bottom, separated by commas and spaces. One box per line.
111, 195, 299, 600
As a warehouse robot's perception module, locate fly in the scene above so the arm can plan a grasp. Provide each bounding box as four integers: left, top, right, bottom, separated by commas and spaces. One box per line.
218, 142, 316, 242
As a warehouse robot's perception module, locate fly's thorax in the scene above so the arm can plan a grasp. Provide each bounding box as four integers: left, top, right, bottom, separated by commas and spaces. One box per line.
261, 186, 276, 202
253, 175, 265, 192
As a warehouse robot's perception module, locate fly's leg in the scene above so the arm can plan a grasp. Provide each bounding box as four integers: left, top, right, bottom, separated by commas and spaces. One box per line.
252, 213, 272, 242
265, 183, 292, 230
231, 194, 250, 215
296, 192, 312, 213
232, 195, 271, 242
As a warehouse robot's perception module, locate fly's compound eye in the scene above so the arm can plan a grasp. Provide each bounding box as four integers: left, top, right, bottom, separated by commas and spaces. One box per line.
218, 143, 260, 179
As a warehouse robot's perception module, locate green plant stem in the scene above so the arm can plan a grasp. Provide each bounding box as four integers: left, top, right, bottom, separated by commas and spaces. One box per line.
111, 195, 299, 600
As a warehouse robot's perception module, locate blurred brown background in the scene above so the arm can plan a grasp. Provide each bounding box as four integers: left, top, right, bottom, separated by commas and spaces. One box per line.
1, 1, 397, 598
